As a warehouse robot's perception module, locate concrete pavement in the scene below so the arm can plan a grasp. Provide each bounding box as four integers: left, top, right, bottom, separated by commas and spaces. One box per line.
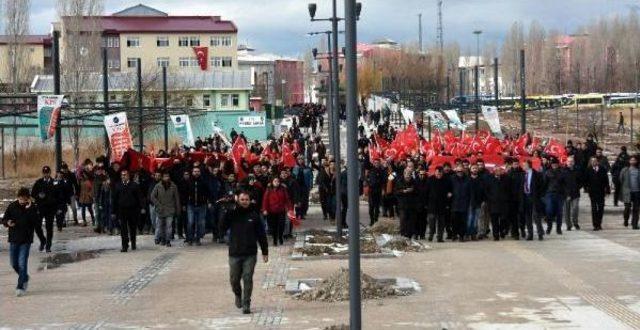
1, 196, 640, 329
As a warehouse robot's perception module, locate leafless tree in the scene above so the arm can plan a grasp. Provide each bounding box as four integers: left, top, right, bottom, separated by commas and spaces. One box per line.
2, 0, 31, 93
57, 0, 104, 166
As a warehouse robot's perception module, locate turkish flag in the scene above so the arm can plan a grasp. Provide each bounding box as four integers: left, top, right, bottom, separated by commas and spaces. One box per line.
470, 136, 484, 154
193, 46, 208, 70
231, 137, 248, 179
544, 139, 567, 159
484, 136, 503, 155
513, 133, 530, 156
261, 145, 275, 160
369, 144, 381, 161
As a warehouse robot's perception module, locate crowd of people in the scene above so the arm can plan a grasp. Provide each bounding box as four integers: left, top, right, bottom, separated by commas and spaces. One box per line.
2, 102, 638, 305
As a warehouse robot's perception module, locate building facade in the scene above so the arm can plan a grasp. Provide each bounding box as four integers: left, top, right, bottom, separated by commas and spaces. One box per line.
0, 35, 51, 90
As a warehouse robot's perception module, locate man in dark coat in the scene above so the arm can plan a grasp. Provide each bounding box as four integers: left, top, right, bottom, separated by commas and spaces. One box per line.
485, 167, 511, 241
519, 160, 545, 240
365, 159, 386, 226
414, 168, 430, 239
543, 158, 566, 235
563, 156, 582, 230
394, 168, 418, 238
112, 170, 143, 252
584, 156, 610, 231
31, 166, 55, 252
427, 167, 452, 242
450, 165, 471, 242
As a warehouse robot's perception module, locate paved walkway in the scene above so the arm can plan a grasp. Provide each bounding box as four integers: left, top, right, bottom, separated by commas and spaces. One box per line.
1, 196, 640, 329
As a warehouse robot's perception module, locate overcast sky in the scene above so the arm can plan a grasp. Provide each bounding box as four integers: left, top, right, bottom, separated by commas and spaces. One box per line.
7, 0, 639, 57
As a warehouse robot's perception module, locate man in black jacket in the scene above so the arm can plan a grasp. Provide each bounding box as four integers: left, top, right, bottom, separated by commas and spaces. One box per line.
2, 187, 40, 296
426, 167, 452, 242
520, 160, 545, 240
187, 167, 210, 245
365, 159, 386, 226
112, 170, 143, 252
543, 158, 566, 235
220, 191, 268, 315
563, 156, 582, 230
31, 166, 55, 252
60, 163, 80, 225
394, 168, 418, 238
414, 168, 430, 239
584, 156, 610, 230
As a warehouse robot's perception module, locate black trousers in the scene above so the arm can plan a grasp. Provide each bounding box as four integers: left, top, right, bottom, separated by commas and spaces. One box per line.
267, 212, 285, 246
229, 255, 257, 307
623, 191, 640, 227
319, 191, 331, 219
416, 208, 428, 238
452, 211, 467, 239
428, 212, 446, 240
119, 210, 138, 250
55, 207, 67, 230
382, 195, 396, 218
368, 193, 382, 225
42, 212, 55, 250
522, 196, 544, 238
35, 211, 47, 247
506, 202, 520, 238
398, 205, 415, 238
490, 213, 503, 239
340, 194, 348, 228
176, 209, 187, 237
590, 194, 605, 229
613, 181, 621, 206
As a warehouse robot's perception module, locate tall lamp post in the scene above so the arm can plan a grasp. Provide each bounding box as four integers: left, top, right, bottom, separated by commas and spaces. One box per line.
473, 30, 482, 131
309, 1, 361, 238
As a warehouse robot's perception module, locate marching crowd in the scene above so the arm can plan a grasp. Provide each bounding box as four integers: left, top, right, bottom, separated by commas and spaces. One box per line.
2, 103, 638, 303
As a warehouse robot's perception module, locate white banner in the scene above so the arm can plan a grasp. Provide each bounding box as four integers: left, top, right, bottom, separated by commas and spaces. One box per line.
481, 106, 503, 137
170, 115, 195, 147
104, 112, 133, 161
400, 106, 415, 124
443, 109, 466, 130
238, 115, 265, 127
425, 110, 449, 131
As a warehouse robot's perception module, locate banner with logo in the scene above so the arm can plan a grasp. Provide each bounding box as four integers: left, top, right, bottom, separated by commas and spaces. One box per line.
481, 106, 503, 137
193, 46, 208, 71
443, 109, 466, 130
171, 114, 195, 147
37, 95, 64, 142
238, 115, 265, 128
104, 112, 133, 161
424, 110, 448, 131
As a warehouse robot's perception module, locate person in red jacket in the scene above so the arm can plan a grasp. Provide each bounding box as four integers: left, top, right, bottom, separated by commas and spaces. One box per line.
261, 177, 291, 246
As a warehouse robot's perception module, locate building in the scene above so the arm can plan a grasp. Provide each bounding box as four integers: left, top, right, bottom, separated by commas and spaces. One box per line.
458, 56, 504, 98
55, 4, 238, 74
238, 47, 304, 107
0, 35, 52, 90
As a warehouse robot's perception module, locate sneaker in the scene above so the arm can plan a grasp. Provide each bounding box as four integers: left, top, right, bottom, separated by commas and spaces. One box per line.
15, 289, 25, 297
195, 240, 202, 246
575, 224, 580, 230
166, 242, 172, 247
242, 305, 251, 314
235, 295, 242, 308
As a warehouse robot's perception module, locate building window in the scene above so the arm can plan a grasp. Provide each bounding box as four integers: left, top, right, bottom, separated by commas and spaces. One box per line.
232, 94, 239, 107
222, 36, 232, 47
126, 37, 140, 47
211, 57, 222, 67
105, 36, 119, 48
179, 57, 190, 67
127, 58, 139, 68
203, 94, 211, 107
222, 57, 233, 67
186, 97, 193, 107
108, 59, 120, 69
221, 94, 229, 107
189, 57, 199, 67
157, 57, 169, 68
156, 36, 169, 47
109, 94, 117, 101
210, 37, 220, 46
189, 37, 200, 46
179, 37, 189, 47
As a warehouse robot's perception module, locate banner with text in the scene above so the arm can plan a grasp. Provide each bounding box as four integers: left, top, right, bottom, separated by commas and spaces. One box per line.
238, 115, 266, 128
443, 109, 466, 130
481, 106, 503, 138
104, 112, 133, 161
171, 114, 195, 147
37, 95, 64, 142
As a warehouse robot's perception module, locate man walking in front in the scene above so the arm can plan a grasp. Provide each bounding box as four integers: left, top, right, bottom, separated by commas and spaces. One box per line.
2, 187, 40, 296
585, 157, 610, 231
150, 172, 181, 246
112, 170, 143, 252
220, 191, 268, 314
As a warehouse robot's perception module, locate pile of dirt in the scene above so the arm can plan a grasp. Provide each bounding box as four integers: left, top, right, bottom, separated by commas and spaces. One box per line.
295, 245, 334, 256
306, 229, 335, 237
359, 238, 382, 254
382, 237, 425, 252
296, 268, 396, 302
366, 219, 400, 235
308, 235, 347, 244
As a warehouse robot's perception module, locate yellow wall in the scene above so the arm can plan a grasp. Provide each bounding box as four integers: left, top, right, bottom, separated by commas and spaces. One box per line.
0, 44, 45, 86
118, 33, 238, 73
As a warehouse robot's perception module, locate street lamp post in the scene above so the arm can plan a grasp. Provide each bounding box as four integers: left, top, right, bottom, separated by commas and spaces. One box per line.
473, 30, 482, 131
281, 79, 287, 107
309, 1, 361, 238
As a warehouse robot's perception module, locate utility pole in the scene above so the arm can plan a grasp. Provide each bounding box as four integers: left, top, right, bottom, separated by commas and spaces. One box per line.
344, 0, 361, 328
474, 65, 479, 131
163, 66, 169, 151
494, 57, 499, 109
520, 49, 526, 134
137, 58, 143, 152
102, 48, 110, 156
418, 13, 423, 53
53, 30, 62, 171
331, 0, 343, 237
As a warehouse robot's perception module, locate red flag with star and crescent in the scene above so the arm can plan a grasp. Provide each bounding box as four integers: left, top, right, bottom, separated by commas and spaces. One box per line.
193, 46, 208, 71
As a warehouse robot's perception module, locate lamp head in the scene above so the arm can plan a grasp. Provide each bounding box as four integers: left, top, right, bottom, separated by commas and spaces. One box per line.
308, 3, 317, 19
